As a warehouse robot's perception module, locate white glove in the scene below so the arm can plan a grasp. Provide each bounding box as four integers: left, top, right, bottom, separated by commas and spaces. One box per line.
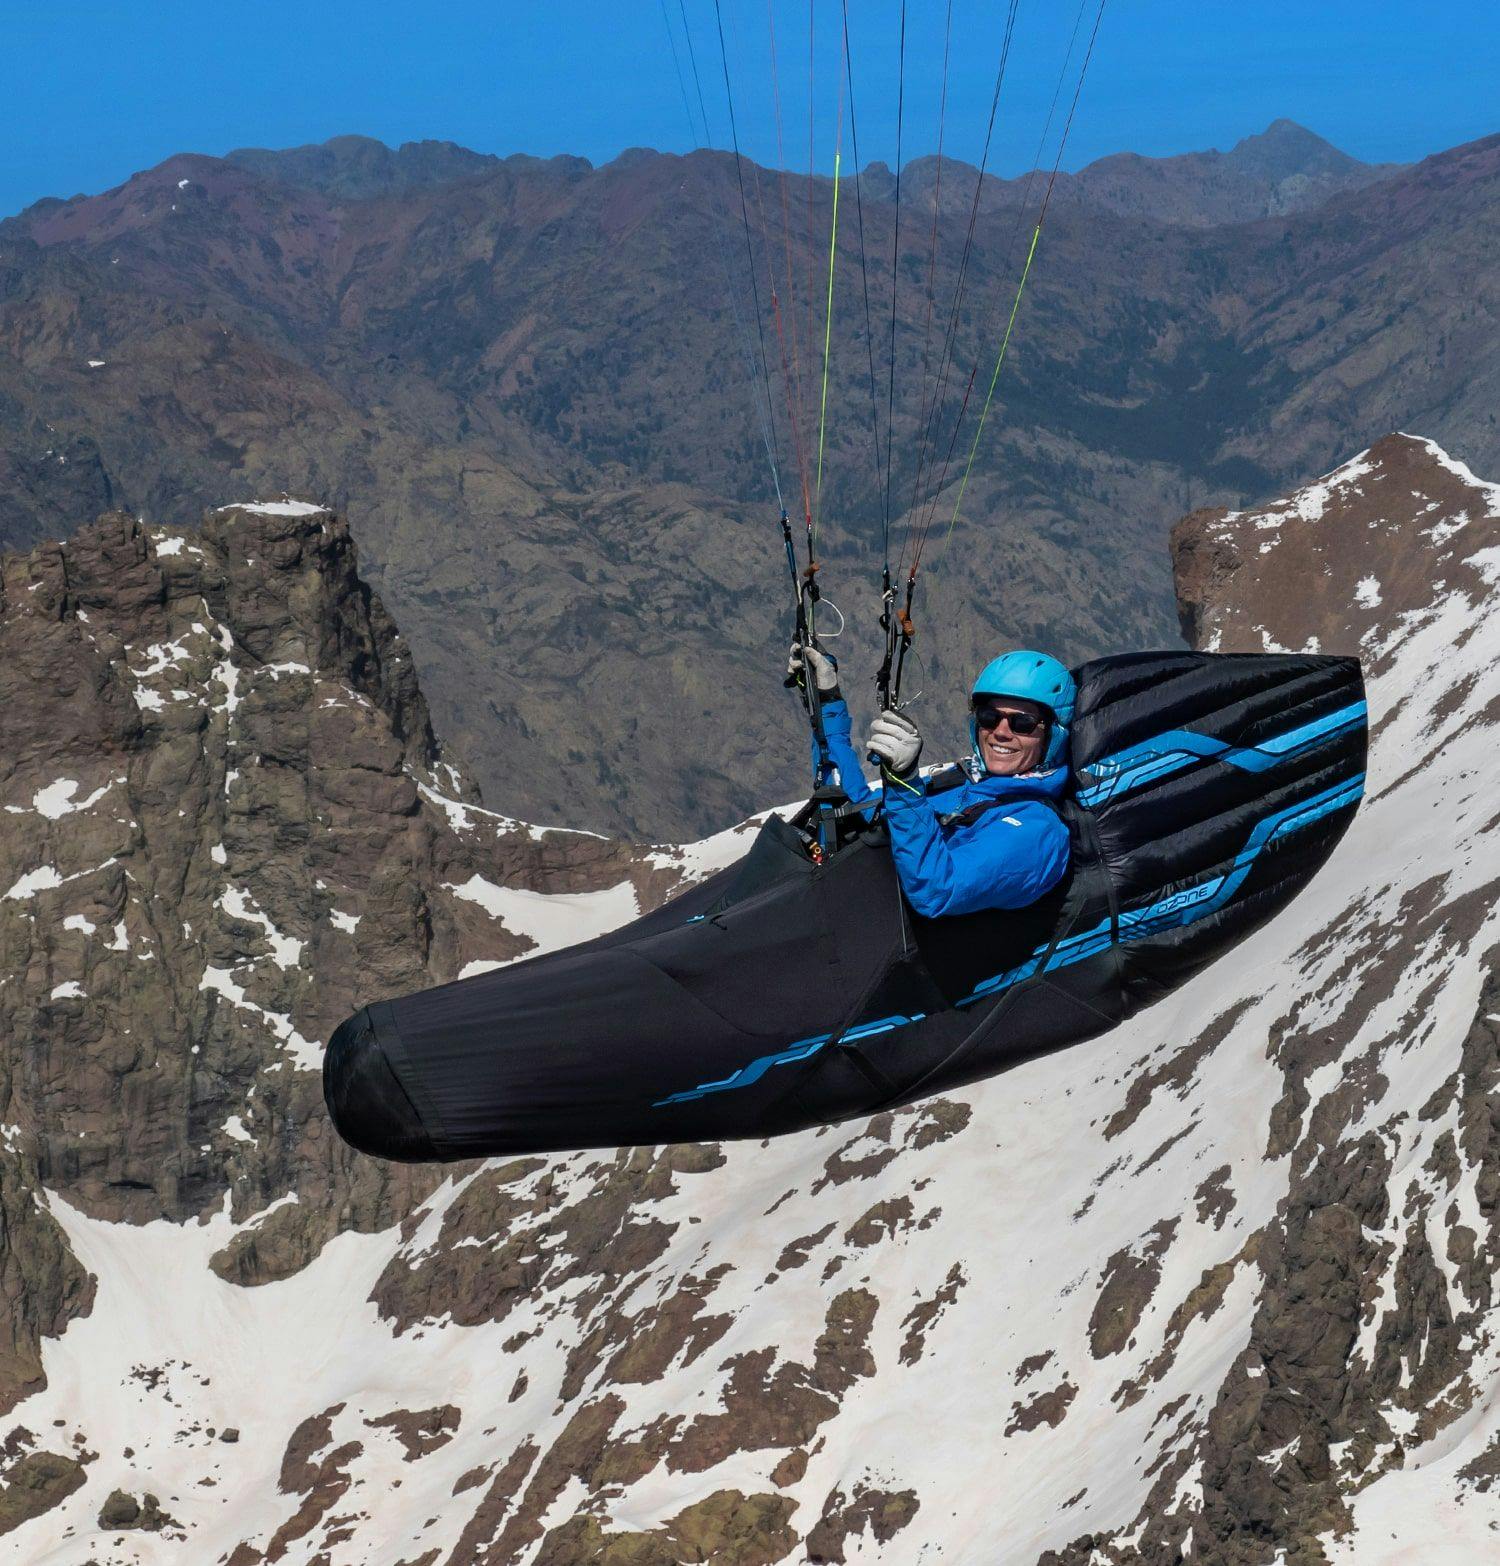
867, 710, 923, 778
786, 642, 839, 693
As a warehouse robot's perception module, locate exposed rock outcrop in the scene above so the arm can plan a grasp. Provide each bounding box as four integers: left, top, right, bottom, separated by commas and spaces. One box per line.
0, 501, 719, 1422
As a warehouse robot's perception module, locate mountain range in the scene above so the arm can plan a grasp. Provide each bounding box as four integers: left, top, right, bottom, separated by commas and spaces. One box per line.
1, 121, 1496, 838
0, 431, 1495, 1561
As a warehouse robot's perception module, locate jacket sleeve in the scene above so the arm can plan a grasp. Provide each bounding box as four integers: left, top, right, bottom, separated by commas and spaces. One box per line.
882, 784, 1069, 917
816, 696, 879, 810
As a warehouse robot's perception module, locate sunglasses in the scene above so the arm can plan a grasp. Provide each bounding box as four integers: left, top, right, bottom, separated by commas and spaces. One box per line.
973, 703, 1045, 737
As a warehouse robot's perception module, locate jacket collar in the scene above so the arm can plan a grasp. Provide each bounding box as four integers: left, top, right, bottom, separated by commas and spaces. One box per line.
958, 758, 1070, 801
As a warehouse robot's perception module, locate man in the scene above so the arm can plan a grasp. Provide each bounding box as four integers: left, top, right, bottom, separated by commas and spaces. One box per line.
789, 645, 1073, 917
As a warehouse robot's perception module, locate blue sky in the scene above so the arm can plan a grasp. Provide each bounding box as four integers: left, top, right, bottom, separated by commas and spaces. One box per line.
2, 0, 1495, 216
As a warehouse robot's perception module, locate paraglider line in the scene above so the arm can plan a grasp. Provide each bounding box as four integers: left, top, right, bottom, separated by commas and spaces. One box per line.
662, 0, 785, 507
812, 140, 844, 551
713, 0, 788, 512
931, 0, 1109, 571
841, 0, 890, 565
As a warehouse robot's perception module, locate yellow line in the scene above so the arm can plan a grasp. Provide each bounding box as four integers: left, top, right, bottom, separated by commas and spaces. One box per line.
812, 148, 843, 552
939, 222, 1041, 553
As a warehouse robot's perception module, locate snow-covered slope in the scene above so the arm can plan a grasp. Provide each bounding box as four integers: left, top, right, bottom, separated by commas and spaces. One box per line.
2, 435, 1497, 1564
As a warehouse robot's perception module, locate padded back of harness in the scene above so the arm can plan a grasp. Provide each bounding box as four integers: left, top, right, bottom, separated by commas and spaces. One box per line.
1070, 649, 1366, 1011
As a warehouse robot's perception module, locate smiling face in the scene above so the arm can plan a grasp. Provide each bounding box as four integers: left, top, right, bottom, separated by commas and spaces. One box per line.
973, 694, 1048, 776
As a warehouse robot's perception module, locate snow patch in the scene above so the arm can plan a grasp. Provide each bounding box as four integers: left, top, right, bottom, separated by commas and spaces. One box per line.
415, 778, 607, 843
1413, 435, 1500, 516
132, 638, 194, 678
212, 658, 241, 717
198, 966, 319, 1070
5, 859, 118, 901
442, 876, 640, 958
219, 888, 304, 970
644, 805, 790, 885
30, 777, 119, 819
1292, 453, 1375, 524
217, 499, 328, 518
456, 958, 503, 980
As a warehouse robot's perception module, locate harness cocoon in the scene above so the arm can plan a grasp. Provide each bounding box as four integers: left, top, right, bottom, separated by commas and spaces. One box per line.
325, 651, 1366, 1160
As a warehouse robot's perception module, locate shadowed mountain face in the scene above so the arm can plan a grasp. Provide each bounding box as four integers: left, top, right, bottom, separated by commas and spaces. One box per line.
0, 435, 1495, 1561
1, 123, 1497, 838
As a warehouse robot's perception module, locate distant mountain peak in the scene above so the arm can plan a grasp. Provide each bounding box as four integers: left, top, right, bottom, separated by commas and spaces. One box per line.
1223, 117, 1365, 180
1072, 117, 1405, 225
1246, 116, 1332, 146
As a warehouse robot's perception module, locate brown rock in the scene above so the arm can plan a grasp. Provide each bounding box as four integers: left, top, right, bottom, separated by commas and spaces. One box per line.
805, 1484, 920, 1563
364, 1405, 461, 1462
1088, 1219, 1179, 1358
0, 1451, 87, 1537
97, 1488, 175, 1532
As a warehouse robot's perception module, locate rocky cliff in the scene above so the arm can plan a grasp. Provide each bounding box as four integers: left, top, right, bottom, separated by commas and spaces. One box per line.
0, 500, 737, 1550
1, 434, 1497, 1563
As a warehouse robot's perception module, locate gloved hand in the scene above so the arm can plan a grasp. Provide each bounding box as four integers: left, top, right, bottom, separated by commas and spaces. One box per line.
786, 641, 839, 693
867, 709, 923, 779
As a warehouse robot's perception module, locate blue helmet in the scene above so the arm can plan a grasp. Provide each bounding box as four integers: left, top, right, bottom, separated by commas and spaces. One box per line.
969, 650, 1076, 769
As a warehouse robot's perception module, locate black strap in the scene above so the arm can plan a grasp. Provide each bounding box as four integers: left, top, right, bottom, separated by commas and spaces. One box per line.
936, 796, 1018, 831
835, 1039, 900, 1098
923, 764, 969, 798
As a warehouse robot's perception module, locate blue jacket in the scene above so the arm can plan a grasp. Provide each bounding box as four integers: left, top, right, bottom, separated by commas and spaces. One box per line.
819, 698, 1071, 918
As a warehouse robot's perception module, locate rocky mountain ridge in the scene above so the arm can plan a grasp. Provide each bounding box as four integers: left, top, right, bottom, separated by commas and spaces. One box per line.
222, 137, 591, 201
0, 498, 735, 1472
0, 127, 1495, 838
1067, 118, 1406, 226
0, 431, 1495, 1561
220, 118, 1398, 227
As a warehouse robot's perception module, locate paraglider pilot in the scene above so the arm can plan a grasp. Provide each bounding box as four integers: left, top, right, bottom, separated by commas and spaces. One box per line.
789, 646, 1073, 917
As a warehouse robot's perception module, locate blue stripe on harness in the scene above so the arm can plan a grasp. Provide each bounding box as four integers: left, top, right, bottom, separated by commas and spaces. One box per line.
956, 772, 1364, 1006
1076, 701, 1366, 808
653, 773, 1363, 1106
654, 1014, 927, 1105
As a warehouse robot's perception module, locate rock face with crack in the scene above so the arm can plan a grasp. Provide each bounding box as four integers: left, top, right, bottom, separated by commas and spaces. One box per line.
0, 500, 739, 1541
1, 434, 1498, 1563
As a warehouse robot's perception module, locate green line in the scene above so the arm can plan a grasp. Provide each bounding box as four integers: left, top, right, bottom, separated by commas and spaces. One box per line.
940, 221, 1041, 551
812, 149, 843, 553
882, 764, 922, 795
